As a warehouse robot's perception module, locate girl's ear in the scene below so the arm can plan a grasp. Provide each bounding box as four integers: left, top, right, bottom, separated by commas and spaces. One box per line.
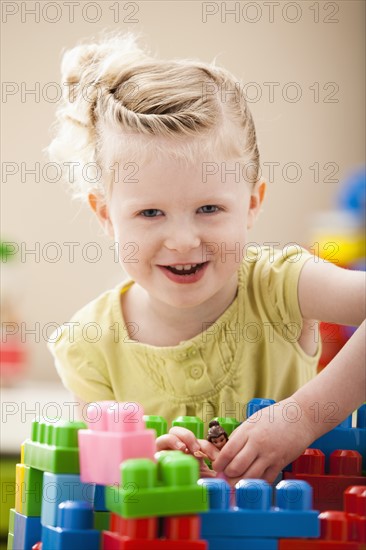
88, 193, 114, 238
247, 181, 266, 230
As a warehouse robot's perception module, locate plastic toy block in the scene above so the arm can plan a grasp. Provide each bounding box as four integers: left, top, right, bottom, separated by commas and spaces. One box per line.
209, 417, 240, 436
284, 449, 365, 511
31, 543, 42, 550
344, 486, 366, 542
309, 406, 366, 470
23, 419, 86, 474
246, 398, 276, 417
143, 415, 168, 437
13, 510, 41, 550
16, 464, 44, 516
357, 404, 366, 428
279, 540, 360, 549
102, 533, 207, 549
105, 451, 208, 518
7, 508, 15, 550
171, 416, 204, 438
41, 500, 100, 550
93, 483, 107, 511
110, 513, 158, 538
15, 463, 26, 513
279, 485, 366, 550
41, 471, 94, 526
199, 478, 320, 539
94, 510, 111, 530
78, 401, 156, 485
204, 538, 278, 549
279, 512, 362, 549
103, 515, 207, 549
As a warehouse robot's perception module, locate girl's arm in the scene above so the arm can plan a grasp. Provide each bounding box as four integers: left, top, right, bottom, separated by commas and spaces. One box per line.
213, 259, 366, 483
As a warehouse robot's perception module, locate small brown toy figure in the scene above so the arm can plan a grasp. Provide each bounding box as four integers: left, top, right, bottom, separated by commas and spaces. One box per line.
207, 420, 229, 450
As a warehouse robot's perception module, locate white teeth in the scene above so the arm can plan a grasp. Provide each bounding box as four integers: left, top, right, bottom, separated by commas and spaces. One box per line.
171, 263, 198, 271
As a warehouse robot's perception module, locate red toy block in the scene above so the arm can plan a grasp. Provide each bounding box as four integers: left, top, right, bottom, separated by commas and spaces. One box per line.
164, 516, 200, 540
103, 532, 207, 549
103, 515, 207, 549
279, 488, 366, 550
344, 486, 366, 543
110, 513, 158, 538
279, 510, 362, 549
285, 449, 365, 511
78, 402, 156, 485
31, 543, 42, 550
279, 540, 360, 549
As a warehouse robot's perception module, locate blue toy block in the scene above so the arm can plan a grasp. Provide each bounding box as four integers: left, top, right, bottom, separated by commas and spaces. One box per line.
13, 510, 41, 550
309, 406, 366, 470
246, 398, 276, 418
199, 478, 320, 539
357, 403, 366, 428
42, 501, 100, 550
41, 472, 95, 526
205, 537, 278, 549
93, 483, 107, 511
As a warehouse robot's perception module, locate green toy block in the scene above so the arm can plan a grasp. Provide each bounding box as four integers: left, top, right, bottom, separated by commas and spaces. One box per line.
143, 415, 168, 437
21, 466, 43, 516
210, 417, 240, 437
23, 419, 86, 474
94, 511, 111, 531
171, 416, 204, 438
105, 451, 208, 518
7, 508, 15, 550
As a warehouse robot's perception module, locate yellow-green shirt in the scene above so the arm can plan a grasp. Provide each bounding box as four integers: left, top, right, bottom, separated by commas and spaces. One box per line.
48, 246, 320, 429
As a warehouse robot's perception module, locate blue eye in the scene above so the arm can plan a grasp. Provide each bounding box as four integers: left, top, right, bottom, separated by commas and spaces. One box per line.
139, 209, 163, 217
198, 205, 220, 214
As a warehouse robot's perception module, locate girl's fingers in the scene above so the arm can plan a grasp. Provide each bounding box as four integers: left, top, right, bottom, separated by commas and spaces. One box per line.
230, 455, 267, 480
196, 439, 221, 462
168, 427, 200, 453
213, 430, 249, 472
155, 433, 188, 452
220, 443, 257, 478
261, 465, 281, 484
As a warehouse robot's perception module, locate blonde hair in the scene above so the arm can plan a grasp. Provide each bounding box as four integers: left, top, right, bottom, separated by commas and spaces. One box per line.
46, 31, 260, 203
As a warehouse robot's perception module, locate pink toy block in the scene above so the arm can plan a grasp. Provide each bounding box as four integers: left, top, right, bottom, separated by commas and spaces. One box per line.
78, 402, 156, 485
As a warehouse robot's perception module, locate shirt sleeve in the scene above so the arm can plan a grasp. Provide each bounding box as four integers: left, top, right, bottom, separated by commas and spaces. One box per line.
251, 245, 314, 341
47, 323, 115, 403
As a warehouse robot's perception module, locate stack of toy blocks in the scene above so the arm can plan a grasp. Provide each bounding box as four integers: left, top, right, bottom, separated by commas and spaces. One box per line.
309, 405, 366, 472
8, 442, 42, 550
199, 477, 320, 549
77, 401, 209, 548
7, 417, 102, 550
279, 484, 366, 549
284, 448, 365, 511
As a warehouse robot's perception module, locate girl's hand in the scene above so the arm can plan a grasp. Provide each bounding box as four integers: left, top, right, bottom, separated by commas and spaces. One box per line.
156, 426, 221, 478
212, 398, 317, 484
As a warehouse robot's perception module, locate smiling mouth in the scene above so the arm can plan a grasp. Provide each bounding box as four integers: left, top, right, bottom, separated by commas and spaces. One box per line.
163, 262, 207, 275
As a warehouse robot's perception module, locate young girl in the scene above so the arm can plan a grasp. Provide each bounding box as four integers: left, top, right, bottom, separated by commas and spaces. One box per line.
47, 32, 365, 483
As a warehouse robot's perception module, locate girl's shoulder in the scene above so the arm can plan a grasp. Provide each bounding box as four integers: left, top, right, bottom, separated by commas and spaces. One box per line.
49, 278, 132, 349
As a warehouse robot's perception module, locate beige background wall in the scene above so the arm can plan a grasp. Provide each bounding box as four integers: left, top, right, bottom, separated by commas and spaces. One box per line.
2, 1, 365, 382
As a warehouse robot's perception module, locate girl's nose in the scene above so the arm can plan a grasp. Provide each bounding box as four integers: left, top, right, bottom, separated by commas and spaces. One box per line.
163, 222, 201, 253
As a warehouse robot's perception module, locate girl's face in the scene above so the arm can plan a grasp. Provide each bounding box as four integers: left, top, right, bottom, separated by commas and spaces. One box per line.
92, 152, 264, 311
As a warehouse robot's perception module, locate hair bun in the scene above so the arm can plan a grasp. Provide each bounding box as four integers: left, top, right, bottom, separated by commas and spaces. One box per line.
208, 420, 220, 428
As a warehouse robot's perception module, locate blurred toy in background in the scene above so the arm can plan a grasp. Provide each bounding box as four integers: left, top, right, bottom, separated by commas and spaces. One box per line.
0, 240, 27, 386
309, 166, 365, 370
